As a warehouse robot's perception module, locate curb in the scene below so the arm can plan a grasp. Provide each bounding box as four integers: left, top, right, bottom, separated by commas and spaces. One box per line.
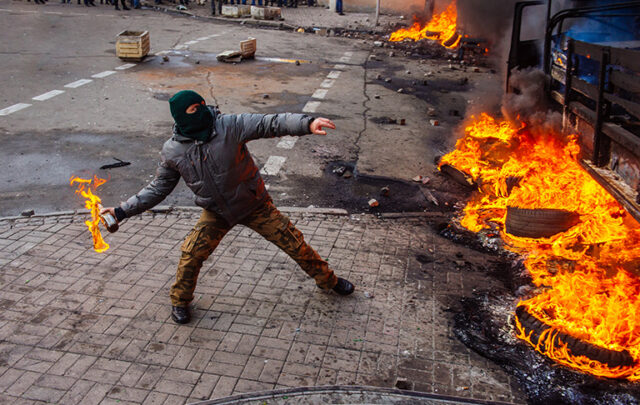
148, 4, 296, 30
189, 385, 518, 405
0, 206, 446, 222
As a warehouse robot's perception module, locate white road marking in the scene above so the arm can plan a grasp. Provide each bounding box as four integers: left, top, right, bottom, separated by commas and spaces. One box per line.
115, 63, 136, 70
311, 89, 328, 99
197, 36, 210, 41
0, 103, 31, 116
91, 70, 116, 79
185, 40, 199, 45
276, 136, 297, 149
327, 71, 341, 79
320, 79, 335, 88
302, 101, 321, 113
64, 79, 93, 88
260, 156, 286, 176
175, 45, 187, 50
334, 64, 347, 70
32, 90, 65, 101
43, 11, 63, 15
156, 50, 169, 55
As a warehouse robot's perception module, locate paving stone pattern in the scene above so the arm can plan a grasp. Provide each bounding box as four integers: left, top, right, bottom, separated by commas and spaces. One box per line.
0, 209, 526, 404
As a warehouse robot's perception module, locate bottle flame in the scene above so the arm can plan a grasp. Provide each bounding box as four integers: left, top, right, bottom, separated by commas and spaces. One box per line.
69, 175, 110, 253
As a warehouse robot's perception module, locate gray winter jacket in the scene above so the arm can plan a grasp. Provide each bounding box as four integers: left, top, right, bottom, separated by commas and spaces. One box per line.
120, 107, 315, 225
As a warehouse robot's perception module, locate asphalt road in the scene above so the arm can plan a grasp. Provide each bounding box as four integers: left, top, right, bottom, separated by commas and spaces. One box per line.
0, 2, 500, 217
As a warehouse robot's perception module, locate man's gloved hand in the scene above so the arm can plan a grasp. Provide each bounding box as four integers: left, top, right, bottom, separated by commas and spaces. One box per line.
100, 207, 119, 222
100, 207, 127, 223
310, 117, 336, 135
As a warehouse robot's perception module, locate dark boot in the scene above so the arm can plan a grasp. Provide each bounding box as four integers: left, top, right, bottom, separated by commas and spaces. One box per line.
332, 277, 355, 295
171, 306, 191, 324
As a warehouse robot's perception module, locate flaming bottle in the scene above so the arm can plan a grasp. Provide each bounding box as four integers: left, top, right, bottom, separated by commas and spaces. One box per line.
100, 210, 119, 233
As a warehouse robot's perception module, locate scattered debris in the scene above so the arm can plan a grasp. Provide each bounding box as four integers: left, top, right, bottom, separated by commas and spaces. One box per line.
456, 386, 470, 392
363, 291, 374, 298
384, 77, 392, 83
388, 51, 395, 57
430, 119, 440, 126
412, 175, 423, 182
399, 118, 406, 125
397, 88, 404, 93
295, 60, 301, 66
21, 209, 34, 217
373, 41, 383, 47
162, 55, 170, 62
473, 67, 481, 73
216, 50, 242, 63
405, 70, 411, 74
262, 94, 269, 99
375, 74, 382, 80
449, 109, 460, 116
373, 94, 380, 99
422, 188, 439, 206
332, 166, 346, 176
424, 71, 434, 76
427, 107, 437, 116
380, 186, 390, 196
100, 157, 131, 170
296, 27, 305, 33
368, 54, 378, 61
343, 170, 353, 179
421, 177, 430, 184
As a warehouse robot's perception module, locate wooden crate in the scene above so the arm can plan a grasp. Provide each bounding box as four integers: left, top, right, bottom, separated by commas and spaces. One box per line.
116, 30, 150, 62
240, 38, 256, 59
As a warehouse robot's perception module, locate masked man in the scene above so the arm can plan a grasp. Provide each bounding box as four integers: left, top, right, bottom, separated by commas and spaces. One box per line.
102, 90, 355, 324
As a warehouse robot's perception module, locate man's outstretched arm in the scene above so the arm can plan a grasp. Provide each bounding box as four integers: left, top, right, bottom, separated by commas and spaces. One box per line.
101, 163, 181, 222
224, 113, 336, 143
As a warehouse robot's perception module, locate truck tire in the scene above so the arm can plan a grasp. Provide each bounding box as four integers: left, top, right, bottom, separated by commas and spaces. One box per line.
505, 206, 580, 238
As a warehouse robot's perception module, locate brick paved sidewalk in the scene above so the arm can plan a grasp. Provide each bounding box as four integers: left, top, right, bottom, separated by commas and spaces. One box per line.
0, 208, 525, 404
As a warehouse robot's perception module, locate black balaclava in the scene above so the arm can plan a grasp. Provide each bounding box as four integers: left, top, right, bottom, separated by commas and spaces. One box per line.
169, 90, 214, 142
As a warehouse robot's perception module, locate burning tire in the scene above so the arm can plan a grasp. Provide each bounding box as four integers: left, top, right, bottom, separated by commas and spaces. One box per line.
515, 306, 635, 369
505, 206, 580, 238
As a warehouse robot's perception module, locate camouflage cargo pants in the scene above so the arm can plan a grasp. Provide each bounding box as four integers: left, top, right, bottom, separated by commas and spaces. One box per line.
170, 201, 338, 307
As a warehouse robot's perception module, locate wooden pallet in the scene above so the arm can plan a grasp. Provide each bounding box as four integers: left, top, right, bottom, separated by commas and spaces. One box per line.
116, 30, 150, 61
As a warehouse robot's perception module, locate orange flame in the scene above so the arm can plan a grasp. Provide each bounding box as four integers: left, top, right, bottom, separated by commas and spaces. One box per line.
440, 114, 640, 379
70, 175, 110, 253
389, 0, 461, 49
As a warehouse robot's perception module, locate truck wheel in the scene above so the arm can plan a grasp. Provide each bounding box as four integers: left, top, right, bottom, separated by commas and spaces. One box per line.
505, 206, 580, 238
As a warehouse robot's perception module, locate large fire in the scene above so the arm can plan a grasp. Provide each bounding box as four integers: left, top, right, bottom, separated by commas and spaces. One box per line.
389, 0, 461, 49
70, 175, 110, 253
440, 113, 640, 379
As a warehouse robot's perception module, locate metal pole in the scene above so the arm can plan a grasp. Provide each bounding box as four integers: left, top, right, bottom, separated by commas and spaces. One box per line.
375, 0, 380, 26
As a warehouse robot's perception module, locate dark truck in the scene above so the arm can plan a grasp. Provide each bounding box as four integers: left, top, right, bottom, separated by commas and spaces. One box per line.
507, 0, 640, 223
